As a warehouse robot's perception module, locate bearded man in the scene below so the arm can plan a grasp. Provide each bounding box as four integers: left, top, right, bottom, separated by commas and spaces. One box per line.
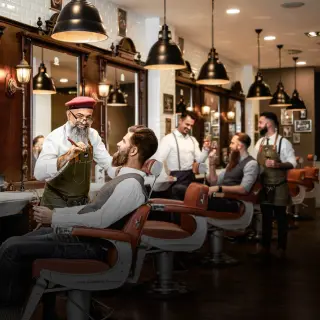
206, 133, 259, 212
34, 96, 113, 209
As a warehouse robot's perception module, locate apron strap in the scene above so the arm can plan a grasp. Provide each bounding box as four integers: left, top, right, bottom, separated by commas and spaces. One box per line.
172, 132, 181, 171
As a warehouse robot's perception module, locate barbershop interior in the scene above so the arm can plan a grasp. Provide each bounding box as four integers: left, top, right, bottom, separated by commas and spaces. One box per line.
0, 0, 320, 319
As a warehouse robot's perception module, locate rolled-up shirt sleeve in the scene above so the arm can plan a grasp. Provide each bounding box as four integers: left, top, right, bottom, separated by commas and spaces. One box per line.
280, 138, 297, 168
241, 160, 259, 192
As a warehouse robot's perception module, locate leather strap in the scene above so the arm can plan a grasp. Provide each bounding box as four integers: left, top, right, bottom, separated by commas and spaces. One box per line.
172, 132, 196, 171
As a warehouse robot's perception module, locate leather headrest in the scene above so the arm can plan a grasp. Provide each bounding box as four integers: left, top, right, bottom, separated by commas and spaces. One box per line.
304, 167, 319, 181
142, 159, 163, 176
307, 154, 317, 161
287, 169, 305, 181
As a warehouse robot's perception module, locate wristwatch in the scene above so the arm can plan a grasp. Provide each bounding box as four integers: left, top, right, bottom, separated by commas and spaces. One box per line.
217, 186, 223, 193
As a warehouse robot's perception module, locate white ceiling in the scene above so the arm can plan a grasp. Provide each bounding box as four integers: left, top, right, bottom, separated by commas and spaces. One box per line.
111, 0, 320, 68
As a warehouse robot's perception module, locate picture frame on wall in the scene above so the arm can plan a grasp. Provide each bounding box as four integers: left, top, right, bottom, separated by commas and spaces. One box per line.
293, 133, 300, 144
118, 8, 127, 37
163, 94, 174, 114
204, 122, 211, 136
299, 109, 307, 119
254, 132, 260, 145
282, 126, 293, 138
211, 110, 219, 126
280, 109, 293, 126
165, 118, 172, 135
294, 119, 312, 133
50, 0, 62, 11
254, 114, 259, 131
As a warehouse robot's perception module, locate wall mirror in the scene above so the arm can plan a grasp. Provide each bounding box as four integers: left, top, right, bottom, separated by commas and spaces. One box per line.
227, 99, 243, 139
31, 45, 80, 174
105, 65, 139, 155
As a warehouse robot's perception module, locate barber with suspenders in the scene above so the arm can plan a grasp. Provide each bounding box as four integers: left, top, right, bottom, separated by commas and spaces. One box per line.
155, 111, 210, 201
252, 112, 297, 260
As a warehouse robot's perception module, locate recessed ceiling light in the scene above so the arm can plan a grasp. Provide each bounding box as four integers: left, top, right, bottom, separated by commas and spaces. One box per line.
305, 31, 320, 37
264, 36, 276, 41
60, 78, 68, 83
226, 8, 240, 15
281, 2, 305, 9
296, 61, 306, 65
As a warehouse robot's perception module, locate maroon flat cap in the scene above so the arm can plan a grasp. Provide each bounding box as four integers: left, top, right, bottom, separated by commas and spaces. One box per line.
65, 96, 96, 110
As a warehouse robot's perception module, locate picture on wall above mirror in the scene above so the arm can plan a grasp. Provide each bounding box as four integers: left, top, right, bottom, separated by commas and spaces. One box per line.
163, 93, 174, 114
294, 119, 312, 133
281, 109, 293, 126
283, 125, 293, 138
50, 0, 62, 12
228, 99, 242, 132
118, 8, 127, 37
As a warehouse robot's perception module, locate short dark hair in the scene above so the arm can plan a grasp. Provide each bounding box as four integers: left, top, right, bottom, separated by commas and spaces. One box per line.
235, 132, 251, 149
260, 112, 279, 129
180, 110, 197, 121
128, 125, 158, 164
33, 135, 44, 147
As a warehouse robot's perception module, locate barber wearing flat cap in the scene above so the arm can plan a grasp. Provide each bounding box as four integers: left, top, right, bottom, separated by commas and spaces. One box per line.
34, 96, 112, 209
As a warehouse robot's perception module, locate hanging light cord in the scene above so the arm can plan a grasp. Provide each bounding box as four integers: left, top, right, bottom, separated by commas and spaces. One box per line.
164, 0, 166, 25
211, 0, 214, 49
257, 32, 260, 72
41, 47, 44, 64
294, 57, 298, 89
278, 45, 283, 82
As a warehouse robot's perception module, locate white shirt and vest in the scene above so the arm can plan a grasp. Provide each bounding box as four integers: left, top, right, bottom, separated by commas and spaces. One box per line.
34, 122, 113, 182
51, 167, 146, 230
155, 129, 208, 177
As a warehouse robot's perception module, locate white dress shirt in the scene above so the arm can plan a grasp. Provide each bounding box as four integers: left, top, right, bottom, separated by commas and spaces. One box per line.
154, 129, 208, 175
252, 133, 297, 167
34, 122, 112, 181
51, 167, 146, 229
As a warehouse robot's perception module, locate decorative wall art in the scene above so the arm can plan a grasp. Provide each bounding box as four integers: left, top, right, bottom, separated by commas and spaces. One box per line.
163, 93, 174, 114
118, 8, 127, 37
165, 118, 172, 135
294, 119, 312, 133
282, 125, 293, 138
299, 109, 307, 119
293, 133, 300, 144
254, 114, 259, 131
204, 121, 211, 136
50, 0, 62, 11
280, 109, 293, 126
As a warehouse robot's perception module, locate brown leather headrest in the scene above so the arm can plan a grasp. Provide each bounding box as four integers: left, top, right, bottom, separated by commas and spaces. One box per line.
184, 183, 209, 210
304, 167, 319, 181
142, 159, 163, 176
307, 154, 315, 161
287, 169, 305, 182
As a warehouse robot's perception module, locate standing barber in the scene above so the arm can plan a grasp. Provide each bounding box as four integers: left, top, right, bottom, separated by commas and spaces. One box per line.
252, 112, 296, 259
34, 96, 112, 209
155, 110, 210, 200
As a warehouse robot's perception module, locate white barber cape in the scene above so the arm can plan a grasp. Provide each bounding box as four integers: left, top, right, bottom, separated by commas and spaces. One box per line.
34, 121, 113, 182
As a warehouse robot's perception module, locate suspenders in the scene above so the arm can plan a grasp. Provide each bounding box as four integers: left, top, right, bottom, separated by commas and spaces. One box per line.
172, 132, 196, 171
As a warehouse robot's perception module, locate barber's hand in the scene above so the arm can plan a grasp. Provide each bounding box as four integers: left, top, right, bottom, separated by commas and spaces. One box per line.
67, 144, 86, 160
168, 176, 176, 181
208, 186, 219, 196
265, 159, 280, 168
33, 206, 53, 225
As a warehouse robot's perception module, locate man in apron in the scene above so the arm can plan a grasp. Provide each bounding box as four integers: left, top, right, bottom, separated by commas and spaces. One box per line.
34, 96, 113, 210
253, 112, 296, 260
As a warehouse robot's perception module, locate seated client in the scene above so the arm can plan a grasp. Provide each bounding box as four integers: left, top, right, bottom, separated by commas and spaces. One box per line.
207, 133, 259, 212
0, 125, 158, 306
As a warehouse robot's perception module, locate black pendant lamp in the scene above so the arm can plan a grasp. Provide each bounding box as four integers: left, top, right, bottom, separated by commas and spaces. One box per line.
247, 29, 272, 100
51, 0, 108, 43
269, 45, 292, 107
33, 48, 56, 95
286, 57, 307, 111
197, 0, 229, 85
145, 0, 185, 70
107, 69, 127, 107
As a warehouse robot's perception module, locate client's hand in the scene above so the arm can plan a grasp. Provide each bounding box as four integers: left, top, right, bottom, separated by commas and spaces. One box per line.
33, 206, 53, 225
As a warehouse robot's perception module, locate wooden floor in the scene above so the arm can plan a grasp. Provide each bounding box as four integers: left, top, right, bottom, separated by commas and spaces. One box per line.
2, 212, 320, 320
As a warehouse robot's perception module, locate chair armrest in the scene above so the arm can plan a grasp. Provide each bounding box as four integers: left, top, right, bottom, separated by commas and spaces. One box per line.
72, 227, 131, 243
221, 192, 259, 203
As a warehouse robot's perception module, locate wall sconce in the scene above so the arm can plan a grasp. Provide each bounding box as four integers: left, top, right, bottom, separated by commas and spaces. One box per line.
227, 110, 235, 120
214, 111, 220, 119
5, 50, 32, 191
201, 105, 211, 115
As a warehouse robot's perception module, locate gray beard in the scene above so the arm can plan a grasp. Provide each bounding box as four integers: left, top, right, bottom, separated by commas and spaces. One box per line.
69, 124, 89, 145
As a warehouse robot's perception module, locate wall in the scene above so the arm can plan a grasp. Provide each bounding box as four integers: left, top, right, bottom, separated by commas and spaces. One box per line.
260, 67, 315, 158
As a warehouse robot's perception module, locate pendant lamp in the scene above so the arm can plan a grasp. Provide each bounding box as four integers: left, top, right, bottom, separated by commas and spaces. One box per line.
286, 57, 307, 111
269, 45, 292, 107
33, 48, 56, 95
51, 0, 108, 43
107, 69, 127, 107
247, 29, 272, 100
145, 0, 185, 70
197, 0, 229, 85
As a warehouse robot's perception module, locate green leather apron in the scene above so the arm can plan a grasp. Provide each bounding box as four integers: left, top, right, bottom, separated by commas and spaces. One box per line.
257, 134, 291, 206
40, 141, 93, 209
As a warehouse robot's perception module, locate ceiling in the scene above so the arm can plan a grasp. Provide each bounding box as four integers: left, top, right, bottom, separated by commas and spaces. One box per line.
111, 0, 320, 68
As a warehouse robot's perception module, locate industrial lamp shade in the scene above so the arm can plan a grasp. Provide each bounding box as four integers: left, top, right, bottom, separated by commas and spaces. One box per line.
51, 0, 108, 43
33, 63, 56, 94
269, 82, 292, 107
107, 85, 127, 107
145, 25, 185, 70
247, 72, 272, 100
197, 49, 229, 85
16, 55, 31, 84
286, 89, 307, 111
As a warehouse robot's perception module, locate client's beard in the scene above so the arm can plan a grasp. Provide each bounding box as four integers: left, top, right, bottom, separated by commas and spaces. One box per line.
112, 148, 130, 167
70, 123, 89, 145
226, 150, 240, 172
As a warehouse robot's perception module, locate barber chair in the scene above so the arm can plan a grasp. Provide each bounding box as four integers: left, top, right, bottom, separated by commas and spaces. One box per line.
202, 182, 262, 266
21, 159, 163, 320
135, 182, 209, 297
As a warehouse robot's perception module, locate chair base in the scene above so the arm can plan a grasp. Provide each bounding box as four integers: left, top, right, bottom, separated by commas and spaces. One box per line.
202, 253, 239, 267
148, 280, 190, 298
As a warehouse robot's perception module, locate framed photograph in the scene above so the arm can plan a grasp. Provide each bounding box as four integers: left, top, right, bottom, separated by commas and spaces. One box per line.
229, 123, 236, 138
294, 119, 312, 133
280, 109, 293, 126
50, 0, 62, 11
175, 113, 180, 127
204, 122, 211, 135
165, 118, 172, 135
211, 126, 219, 138
118, 8, 127, 37
282, 126, 292, 138
254, 132, 260, 145
300, 109, 307, 119
210, 110, 219, 126
163, 93, 174, 114
178, 37, 184, 54
293, 133, 300, 144
254, 114, 259, 131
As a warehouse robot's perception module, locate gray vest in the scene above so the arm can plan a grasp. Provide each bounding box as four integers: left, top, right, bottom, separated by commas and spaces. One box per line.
222, 156, 255, 187
78, 173, 148, 230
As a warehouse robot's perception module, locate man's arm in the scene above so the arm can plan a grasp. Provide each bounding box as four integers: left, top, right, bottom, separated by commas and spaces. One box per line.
193, 137, 209, 163
154, 135, 172, 178
279, 138, 296, 169
91, 129, 113, 170
52, 179, 145, 229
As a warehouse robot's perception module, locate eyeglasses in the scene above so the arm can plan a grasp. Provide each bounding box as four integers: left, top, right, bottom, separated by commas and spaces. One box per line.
69, 111, 94, 124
